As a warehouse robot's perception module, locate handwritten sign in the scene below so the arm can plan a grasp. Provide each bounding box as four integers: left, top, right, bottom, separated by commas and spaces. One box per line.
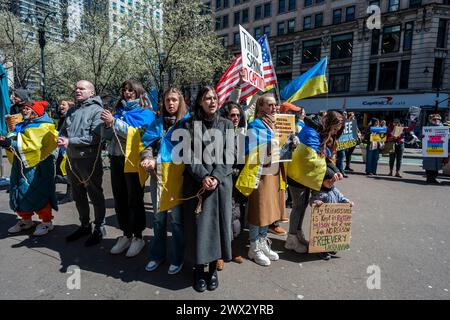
422, 126, 449, 157
239, 25, 264, 91
392, 126, 403, 138
337, 120, 358, 151
275, 114, 296, 146
309, 203, 352, 253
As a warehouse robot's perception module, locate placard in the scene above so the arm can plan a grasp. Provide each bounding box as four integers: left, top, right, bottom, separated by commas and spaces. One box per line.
274, 114, 296, 162
369, 127, 387, 142
422, 126, 449, 157
337, 120, 358, 151
239, 25, 264, 91
309, 203, 352, 253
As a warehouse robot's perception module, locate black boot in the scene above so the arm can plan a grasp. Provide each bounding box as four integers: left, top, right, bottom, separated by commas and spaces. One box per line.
85, 227, 103, 247
58, 184, 73, 204
66, 225, 92, 242
193, 265, 207, 293
207, 261, 219, 291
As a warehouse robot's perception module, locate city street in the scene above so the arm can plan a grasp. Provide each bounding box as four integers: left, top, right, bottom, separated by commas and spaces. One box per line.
0, 156, 449, 300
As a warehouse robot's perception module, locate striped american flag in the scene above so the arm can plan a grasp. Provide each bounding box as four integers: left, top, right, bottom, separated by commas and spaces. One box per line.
216, 35, 278, 106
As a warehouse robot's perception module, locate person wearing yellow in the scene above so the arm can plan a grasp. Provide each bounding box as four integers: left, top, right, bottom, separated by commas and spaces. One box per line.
0, 101, 58, 236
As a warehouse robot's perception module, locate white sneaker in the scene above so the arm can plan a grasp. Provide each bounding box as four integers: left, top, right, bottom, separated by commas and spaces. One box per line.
8, 220, 34, 234
259, 237, 279, 261
168, 263, 183, 275
125, 237, 145, 257
145, 260, 163, 272
110, 236, 132, 254
285, 234, 308, 253
33, 222, 54, 236
248, 241, 271, 266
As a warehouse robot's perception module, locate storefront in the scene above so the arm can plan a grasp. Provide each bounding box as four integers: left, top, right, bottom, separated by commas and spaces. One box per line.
295, 93, 449, 127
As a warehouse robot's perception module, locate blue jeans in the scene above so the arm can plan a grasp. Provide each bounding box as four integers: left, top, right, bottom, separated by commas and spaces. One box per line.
336, 150, 346, 173
249, 224, 269, 242
149, 176, 184, 266
366, 146, 380, 174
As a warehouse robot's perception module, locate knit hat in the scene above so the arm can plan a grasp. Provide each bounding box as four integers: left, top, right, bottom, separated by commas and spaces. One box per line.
280, 102, 301, 113
14, 88, 31, 102
29, 101, 48, 117
324, 166, 336, 180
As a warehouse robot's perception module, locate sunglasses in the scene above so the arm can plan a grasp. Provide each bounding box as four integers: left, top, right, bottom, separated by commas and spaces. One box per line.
229, 114, 240, 118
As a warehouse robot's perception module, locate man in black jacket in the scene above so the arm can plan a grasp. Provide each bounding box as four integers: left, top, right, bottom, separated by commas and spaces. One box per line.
10, 89, 31, 115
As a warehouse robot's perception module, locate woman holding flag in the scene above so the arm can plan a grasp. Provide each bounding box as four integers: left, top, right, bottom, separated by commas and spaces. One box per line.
101, 80, 155, 258
182, 86, 233, 292
140, 88, 189, 275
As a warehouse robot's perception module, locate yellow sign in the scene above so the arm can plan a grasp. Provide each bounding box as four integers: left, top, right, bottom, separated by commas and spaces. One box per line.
275, 114, 296, 146
309, 203, 353, 253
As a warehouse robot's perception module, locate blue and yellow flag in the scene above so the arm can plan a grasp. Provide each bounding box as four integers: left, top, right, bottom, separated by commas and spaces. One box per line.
281, 58, 328, 103
141, 113, 190, 212
6, 113, 58, 168
236, 118, 286, 197
287, 125, 328, 191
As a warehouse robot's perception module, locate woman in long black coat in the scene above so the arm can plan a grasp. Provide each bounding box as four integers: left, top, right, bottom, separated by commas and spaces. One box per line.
182, 86, 233, 293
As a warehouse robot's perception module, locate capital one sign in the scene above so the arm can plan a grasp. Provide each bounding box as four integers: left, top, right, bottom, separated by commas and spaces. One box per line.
239, 25, 265, 91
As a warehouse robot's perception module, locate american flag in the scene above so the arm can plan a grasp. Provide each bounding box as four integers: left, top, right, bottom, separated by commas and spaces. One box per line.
216, 35, 278, 106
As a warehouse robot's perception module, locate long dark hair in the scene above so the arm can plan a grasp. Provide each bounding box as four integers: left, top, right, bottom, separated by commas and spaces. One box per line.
221, 101, 246, 128
114, 79, 148, 111
193, 86, 218, 121
319, 110, 344, 156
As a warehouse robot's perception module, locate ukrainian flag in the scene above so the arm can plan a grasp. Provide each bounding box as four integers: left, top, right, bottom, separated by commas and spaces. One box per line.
6, 113, 58, 168
236, 118, 286, 197
281, 58, 328, 103
287, 125, 328, 191
141, 113, 190, 212
119, 108, 155, 186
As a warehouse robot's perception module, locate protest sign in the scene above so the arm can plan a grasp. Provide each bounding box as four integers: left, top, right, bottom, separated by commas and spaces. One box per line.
370, 127, 387, 142
422, 126, 449, 157
392, 126, 403, 138
337, 120, 358, 151
309, 203, 352, 253
274, 114, 296, 162
239, 25, 264, 91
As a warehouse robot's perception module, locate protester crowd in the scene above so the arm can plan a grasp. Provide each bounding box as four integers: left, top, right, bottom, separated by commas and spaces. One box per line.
1, 80, 448, 293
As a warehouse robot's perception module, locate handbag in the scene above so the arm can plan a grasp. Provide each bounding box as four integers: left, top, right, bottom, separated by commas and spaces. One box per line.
381, 141, 395, 155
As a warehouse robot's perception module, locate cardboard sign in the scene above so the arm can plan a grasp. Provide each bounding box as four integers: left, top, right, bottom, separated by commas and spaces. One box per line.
422, 126, 449, 158
392, 126, 403, 138
337, 120, 358, 151
273, 114, 296, 162
239, 25, 264, 91
309, 203, 352, 253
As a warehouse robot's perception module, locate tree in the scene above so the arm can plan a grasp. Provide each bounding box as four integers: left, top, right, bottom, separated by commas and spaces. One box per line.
131, 0, 230, 100
0, 10, 41, 90
46, 2, 139, 101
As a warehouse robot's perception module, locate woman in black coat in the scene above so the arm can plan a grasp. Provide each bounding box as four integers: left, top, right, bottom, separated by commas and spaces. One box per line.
182, 86, 233, 293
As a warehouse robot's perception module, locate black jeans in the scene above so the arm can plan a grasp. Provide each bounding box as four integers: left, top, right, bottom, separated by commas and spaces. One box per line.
389, 143, 404, 172
110, 156, 146, 238
345, 146, 356, 169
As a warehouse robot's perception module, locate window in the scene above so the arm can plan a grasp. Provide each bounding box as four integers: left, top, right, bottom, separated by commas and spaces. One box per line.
304, 0, 312, 7
315, 13, 323, 28
331, 33, 353, 59
333, 9, 342, 25
234, 11, 240, 26
345, 6, 355, 22
388, 0, 399, 12
437, 19, 448, 48
287, 19, 295, 33
329, 72, 351, 93
216, 0, 221, 9
371, 29, 380, 55
235, 0, 241, 4
254, 27, 262, 39
255, 5, 262, 20
303, 16, 311, 30
316, 0, 324, 4
215, 17, 221, 30
288, 0, 296, 11
368, 63, 377, 91
433, 58, 444, 89
223, 0, 229, 8
399, 60, 410, 89
369, 0, 380, 6
302, 39, 321, 63
112, 2, 117, 10
242, 8, 249, 23
278, 73, 292, 92
263, 24, 271, 36
277, 21, 285, 35
234, 32, 240, 45
379, 61, 398, 90
222, 15, 229, 28
120, 6, 125, 13
403, 22, 414, 51
382, 25, 401, 53
279, 0, 286, 14
264, 2, 271, 17
409, 0, 421, 9
277, 43, 294, 66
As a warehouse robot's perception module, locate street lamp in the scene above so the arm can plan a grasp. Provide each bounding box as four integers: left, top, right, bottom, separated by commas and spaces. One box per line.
433, 48, 447, 112
26, 12, 57, 101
